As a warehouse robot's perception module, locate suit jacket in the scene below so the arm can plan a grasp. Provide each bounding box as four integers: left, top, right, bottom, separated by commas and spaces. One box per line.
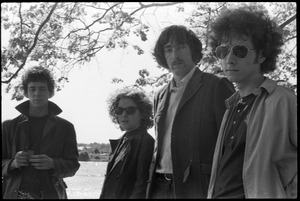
2, 100, 80, 199
100, 127, 154, 199
146, 68, 235, 198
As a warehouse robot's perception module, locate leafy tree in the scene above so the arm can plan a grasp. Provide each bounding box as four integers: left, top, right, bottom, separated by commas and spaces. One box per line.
1, 2, 296, 100
78, 151, 90, 161
133, 2, 297, 94
94, 148, 100, 154
1, 2, 182, 100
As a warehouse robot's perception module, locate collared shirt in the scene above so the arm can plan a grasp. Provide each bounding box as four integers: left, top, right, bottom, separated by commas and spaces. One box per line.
156, 67, 196, 174
212, 93, 257, 198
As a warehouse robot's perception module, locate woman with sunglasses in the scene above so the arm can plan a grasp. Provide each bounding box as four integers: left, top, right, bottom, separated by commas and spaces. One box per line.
100, 87, 154, 199
207, 5, 297, 199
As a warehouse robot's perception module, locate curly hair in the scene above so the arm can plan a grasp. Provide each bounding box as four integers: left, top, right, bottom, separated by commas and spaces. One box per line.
107, 87, 154, 131
209, 5, 283, 74
153, 25, 203, 69
21, 66, 56, 98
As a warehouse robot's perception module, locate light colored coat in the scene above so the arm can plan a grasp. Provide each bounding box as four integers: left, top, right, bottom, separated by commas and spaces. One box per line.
208, 78, 297, 198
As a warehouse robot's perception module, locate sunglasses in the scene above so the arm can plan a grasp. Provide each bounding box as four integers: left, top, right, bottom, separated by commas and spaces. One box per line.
215, 45, 255, 59
115, 107, 139, 115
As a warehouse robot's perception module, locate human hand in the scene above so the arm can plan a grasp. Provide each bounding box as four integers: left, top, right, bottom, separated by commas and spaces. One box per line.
29, 154, 54, 170
11, 151, 33, 169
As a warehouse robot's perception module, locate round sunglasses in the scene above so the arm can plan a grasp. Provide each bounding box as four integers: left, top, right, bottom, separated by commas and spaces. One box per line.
215, 45, 255, 59
114, 106, 139, 115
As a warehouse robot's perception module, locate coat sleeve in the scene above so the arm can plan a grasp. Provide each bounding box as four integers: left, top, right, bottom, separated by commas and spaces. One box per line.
273, 93, 297, 198
51, 122, 80, 178
2, 120, 15, 178
130, 135, 154, 199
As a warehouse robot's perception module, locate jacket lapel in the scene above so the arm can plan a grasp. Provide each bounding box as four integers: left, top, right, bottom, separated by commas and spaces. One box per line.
14, 115, 30, 152
154, 83, 171, 156
176, 68, 202, 114
108, 137, 132, 175
155, 84, 170, 117
41, 116, 56, 140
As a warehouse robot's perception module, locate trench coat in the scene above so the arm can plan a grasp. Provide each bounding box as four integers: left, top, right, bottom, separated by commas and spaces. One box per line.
2, 100, 80, 199
100, 127, 154, 199
146, 68, 235, 198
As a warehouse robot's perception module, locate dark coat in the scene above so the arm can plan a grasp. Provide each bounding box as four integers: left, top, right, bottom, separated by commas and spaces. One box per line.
146, 68, 235, 198
2, 101, 80, 199
100, 127, 154, 199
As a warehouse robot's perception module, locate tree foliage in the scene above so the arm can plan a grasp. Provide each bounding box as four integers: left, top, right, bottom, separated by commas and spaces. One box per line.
1, 2, 182, 100
1, 2, 296, 100
188, 2, 297, 93
78, 151, 90, 161
133, 2, 297, 94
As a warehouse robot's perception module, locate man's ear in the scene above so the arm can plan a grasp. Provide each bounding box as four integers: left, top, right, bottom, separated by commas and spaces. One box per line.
258, 56, 266, 64
258, 51, 266, 64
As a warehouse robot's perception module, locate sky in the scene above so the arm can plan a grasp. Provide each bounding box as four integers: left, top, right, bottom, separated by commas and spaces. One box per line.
1, 3, 190, 143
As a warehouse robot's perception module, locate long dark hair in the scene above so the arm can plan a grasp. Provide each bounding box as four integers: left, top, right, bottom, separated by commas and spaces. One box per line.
153, 25, 203, 69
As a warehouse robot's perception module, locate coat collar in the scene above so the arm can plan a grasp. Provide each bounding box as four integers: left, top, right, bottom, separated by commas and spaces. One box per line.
123, 126, 147, 140
15, 100, 62, 142
107, 127, 147, 175
156, 68, 203, 115
225, 77, 277, 109
15, 100, 62, 116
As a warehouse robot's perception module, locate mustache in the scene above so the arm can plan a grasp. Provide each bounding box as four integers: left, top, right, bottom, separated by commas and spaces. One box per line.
171, 59, 183, 65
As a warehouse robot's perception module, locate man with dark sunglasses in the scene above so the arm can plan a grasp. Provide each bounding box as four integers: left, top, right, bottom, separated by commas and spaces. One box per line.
146, 25, 235, 199
207, 5, 297, 199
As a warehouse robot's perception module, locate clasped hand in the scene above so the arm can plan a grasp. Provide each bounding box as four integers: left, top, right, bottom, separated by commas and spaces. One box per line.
12, 151, 54, 170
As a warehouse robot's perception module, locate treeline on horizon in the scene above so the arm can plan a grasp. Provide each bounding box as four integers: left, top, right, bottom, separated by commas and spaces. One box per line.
77, 142, 111, 162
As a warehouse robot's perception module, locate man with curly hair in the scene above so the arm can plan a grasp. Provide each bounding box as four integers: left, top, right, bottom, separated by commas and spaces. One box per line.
146, 25, 235, 199
207, 5, 297, 198
2, 66, 80, 199
100, 87, 154, 199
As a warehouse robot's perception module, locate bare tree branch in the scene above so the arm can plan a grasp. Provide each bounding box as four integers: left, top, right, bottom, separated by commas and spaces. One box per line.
19, 3, 23, 38
284, 35, 297, 43
278, 14, 296, 30
2, 2, 59, 84
64, 3, 121, 39
129, 2, 182, 16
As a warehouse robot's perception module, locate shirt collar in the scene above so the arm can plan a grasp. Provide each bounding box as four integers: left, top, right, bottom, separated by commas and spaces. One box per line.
171, 67, 197, 89
225, 77, 277, 108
